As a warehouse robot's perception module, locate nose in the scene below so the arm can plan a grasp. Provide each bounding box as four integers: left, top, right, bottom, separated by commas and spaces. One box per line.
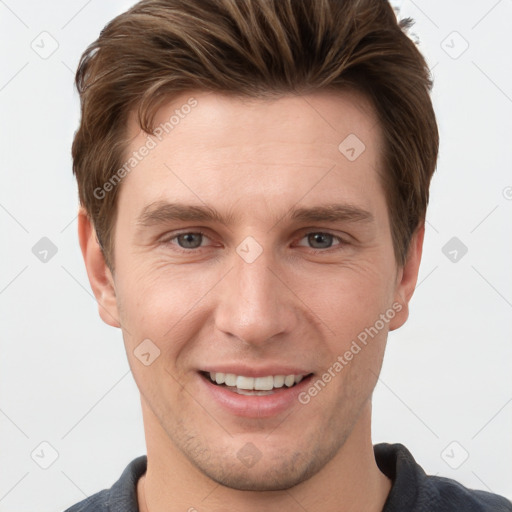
213, 243, 298, 347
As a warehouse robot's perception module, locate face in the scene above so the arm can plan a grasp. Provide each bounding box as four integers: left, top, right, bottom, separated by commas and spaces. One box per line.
82, 90, 421, 491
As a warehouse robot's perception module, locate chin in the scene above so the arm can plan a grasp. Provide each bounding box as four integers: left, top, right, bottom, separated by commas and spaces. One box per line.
197, 458, 313, 492
185, 438, 339, 492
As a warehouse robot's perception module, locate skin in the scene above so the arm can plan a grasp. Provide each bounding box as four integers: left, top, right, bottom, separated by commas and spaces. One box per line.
79, 89, 424, 512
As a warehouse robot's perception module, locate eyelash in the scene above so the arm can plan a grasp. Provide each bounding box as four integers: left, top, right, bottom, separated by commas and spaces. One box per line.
162, 230, 346, 254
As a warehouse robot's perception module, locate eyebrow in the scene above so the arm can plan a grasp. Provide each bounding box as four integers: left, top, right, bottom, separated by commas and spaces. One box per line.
135, 200, 374, 231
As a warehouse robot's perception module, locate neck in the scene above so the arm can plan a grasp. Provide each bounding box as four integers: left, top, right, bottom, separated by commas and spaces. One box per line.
137, 401, 391, 512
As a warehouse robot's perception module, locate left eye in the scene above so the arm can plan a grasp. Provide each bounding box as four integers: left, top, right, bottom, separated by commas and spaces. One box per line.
296, 232, 342, 250
166, 231, 342, 251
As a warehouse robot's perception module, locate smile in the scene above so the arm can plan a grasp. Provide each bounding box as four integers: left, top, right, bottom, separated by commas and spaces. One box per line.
203, 371, 309, 395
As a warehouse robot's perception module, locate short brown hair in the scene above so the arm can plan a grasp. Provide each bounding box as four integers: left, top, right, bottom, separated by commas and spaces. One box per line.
73, 0, 439, 271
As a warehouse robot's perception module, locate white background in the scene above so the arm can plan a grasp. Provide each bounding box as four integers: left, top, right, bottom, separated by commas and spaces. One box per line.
1, 1, 511, 510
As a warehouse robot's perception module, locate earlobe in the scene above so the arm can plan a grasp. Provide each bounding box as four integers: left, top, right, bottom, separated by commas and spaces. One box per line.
388, 224, 425, 331
77, 207, 121, 328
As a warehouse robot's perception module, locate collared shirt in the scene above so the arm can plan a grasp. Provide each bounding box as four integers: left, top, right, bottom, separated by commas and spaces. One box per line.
63, 443, 512, 511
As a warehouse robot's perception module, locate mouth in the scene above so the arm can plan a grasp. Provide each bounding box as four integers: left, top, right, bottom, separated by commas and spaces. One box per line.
199, 370, 314, 396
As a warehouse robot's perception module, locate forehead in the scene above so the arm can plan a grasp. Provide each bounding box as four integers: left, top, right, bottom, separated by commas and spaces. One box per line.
119, 89, 385, 219
125, 88, 381, 158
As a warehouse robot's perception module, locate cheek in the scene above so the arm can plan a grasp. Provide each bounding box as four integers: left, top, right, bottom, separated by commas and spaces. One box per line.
294, 268, 396, 385
115, 264, 217, 353
300, 261, 394, 323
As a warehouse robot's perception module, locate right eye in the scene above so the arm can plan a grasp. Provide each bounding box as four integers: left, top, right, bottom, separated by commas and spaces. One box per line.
163, 231, 213, 251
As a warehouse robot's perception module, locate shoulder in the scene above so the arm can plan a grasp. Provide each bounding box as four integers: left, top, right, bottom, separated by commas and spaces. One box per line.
63, 490, 110, 512
374, 443, 512, 512
62, 455, 147, 512
424, 474, 512, 511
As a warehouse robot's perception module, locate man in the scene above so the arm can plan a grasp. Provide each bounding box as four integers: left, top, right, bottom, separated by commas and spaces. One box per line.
65, 0, 512, 510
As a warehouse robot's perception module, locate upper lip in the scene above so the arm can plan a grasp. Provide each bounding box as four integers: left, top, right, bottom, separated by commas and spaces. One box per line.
199, 365, 313, 378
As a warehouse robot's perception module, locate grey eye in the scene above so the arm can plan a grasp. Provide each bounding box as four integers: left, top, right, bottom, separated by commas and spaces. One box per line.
176, 233, 204, 249
307, 233, 335, 249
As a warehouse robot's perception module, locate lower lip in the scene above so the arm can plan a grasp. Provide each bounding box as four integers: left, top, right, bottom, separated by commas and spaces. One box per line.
198, 372, 314, 418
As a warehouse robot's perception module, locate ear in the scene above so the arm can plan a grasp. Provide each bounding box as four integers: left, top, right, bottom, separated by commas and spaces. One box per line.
388, 223, 425, 331
77, 207, 121, 328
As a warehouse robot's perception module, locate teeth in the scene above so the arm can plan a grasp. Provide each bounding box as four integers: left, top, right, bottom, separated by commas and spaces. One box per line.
224, 373, 237, 386
207, 372, 307, 391
284, 375, 295, 387
236, 376, 254, 390
273, 375, 285, 388
254, 376, 274, 391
